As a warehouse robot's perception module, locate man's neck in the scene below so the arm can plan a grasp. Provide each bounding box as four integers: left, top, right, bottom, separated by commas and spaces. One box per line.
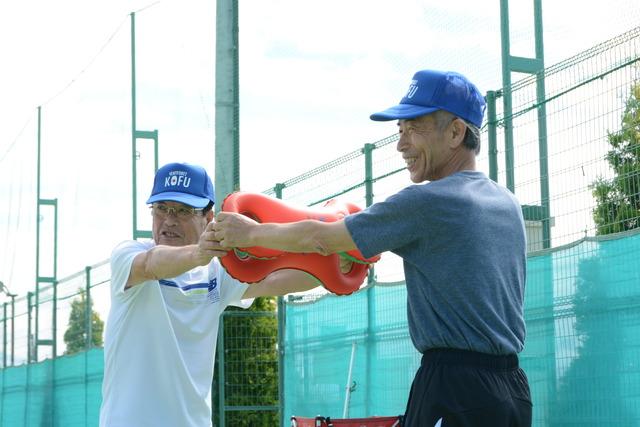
435, 150, 476, 180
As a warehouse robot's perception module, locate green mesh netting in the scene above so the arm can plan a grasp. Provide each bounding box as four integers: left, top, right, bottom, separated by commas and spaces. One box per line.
0, 348, 103, 427
283, 283, 415, 420
284, 230, 640, 426
2, 232, 639, 426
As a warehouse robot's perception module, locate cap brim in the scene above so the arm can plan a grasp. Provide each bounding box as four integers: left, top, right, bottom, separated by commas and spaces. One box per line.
370, 104, 439, 121
146, 192, 211, 208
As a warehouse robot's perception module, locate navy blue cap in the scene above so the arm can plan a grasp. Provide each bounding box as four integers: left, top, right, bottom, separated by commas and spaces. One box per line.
146, 162, 215, 208
370, 69, 486, 128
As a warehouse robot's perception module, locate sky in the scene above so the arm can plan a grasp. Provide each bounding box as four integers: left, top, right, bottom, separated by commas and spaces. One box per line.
1, 0, 639, 303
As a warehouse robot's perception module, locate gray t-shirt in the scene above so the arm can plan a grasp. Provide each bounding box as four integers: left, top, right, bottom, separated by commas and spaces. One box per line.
344, 170, 526, 355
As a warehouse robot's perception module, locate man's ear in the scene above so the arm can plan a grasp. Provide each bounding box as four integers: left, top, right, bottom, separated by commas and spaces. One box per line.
448, 118, 467, 148
206, 209, 215, 222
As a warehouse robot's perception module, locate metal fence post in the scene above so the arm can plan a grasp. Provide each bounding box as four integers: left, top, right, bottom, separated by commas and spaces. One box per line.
215, 0, 241, 209
363, 143, 375, 290
2, 302, 6, 368
274, 182, 286, 427
11, 295, 15, 366
486, 90, 499, 182
217, 314, 226, 427
53, 280, 57, 357
363, 143, 374, 208
130, 11, 159, 240
85, 266, 92, 350
27, 292, 34, 362
362, 143, 376, 415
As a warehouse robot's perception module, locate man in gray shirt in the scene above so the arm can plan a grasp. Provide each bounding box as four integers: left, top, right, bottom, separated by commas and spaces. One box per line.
214, 69, 532, 426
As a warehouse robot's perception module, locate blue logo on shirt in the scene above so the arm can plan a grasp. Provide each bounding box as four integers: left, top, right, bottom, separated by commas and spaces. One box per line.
208, 278, 220, 303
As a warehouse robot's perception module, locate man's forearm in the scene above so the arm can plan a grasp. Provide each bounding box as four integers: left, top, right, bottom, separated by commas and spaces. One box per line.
243, 269, 321, 299
214, 212, 358, 255
144, 245, 205, 278
251, 221, 328, 254
128, 244, 209, 288
250, 220, 356, 256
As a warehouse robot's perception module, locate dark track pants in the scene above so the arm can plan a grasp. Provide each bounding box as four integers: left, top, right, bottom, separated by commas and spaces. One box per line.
404, 349, 532, 427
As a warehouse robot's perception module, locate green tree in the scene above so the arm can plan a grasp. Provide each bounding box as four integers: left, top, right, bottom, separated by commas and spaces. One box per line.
63, 288, 104, 354
591, 83, 640, 235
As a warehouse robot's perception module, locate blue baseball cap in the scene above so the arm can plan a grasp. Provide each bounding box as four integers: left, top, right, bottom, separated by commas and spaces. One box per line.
146, 162, 215, 208
370, 69, 486, 128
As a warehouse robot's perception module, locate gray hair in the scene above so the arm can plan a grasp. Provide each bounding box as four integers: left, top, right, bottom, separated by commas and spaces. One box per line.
433, 110, 481, 155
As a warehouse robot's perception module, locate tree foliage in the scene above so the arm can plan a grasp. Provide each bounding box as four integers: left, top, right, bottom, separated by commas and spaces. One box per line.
213, 296, 279, 426
63, 288, 104, 354
591, 83, 640, 235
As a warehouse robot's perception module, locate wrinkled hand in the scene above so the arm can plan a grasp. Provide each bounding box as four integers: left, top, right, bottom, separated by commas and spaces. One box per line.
213, 212, 259, 248
195, 221, 231, 262
339, 256, 354, 274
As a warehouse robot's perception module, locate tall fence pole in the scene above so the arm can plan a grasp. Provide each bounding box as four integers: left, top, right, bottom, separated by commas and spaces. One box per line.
215, 0, 241, 208
499, 0, 551, 249
274, 182, 286, 427
85, 266, 92, 349
52, 279, 58, 357
486, 90, 499, 182
533, 0, 551, 249
499, 0, 515, 192
130, 11, 159, 241
131, 12, 138, 240
35, 106, 41, 362
27, 292, 33, 362
84, 266, 92, 427
2, 303, 6, 368
11, 295, 15, 365
34, 104, 58, 361
363, 143, 376, 415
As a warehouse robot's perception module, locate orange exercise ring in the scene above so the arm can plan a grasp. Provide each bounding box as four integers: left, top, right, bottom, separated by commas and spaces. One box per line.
220, 192, 380, 295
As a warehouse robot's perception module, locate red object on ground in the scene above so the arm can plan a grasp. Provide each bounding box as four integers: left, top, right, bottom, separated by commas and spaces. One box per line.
290, 415, 403, 427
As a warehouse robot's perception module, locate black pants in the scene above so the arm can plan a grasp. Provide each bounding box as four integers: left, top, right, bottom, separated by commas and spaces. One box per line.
404, 349, 532, 427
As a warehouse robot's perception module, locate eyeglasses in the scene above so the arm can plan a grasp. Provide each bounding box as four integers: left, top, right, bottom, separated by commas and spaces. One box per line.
150, 203, 204, 219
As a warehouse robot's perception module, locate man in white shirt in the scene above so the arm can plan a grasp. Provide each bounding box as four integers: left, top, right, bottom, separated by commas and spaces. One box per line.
99, 162, 321, 427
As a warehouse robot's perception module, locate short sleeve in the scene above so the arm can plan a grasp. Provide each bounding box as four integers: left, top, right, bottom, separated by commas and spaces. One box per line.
215, 260, 253, 309
110, 240, 153, 298
344, 186, 425, 258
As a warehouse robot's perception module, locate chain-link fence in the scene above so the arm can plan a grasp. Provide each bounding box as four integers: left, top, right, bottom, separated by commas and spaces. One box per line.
1, 7, 640, 427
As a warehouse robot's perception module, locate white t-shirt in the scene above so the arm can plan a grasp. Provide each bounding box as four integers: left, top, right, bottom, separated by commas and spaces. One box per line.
99, 240, 252, 427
